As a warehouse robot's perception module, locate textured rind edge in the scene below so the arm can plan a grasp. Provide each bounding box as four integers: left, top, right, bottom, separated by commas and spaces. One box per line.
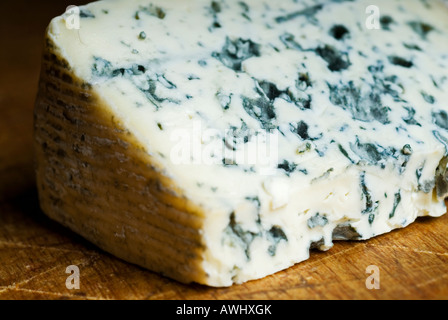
33, 32, 211, 285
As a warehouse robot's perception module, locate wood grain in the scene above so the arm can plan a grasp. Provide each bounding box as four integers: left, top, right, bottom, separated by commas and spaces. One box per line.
0, 0, 447, 300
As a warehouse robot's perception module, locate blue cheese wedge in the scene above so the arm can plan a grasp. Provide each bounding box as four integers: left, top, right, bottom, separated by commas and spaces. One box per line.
34, 0, 448, 286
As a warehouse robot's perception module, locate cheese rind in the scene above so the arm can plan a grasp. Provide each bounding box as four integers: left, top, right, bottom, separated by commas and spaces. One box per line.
35, 0, 448, 286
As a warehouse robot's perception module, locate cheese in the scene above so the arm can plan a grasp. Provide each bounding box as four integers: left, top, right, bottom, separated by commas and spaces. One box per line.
34, 0, 448, 286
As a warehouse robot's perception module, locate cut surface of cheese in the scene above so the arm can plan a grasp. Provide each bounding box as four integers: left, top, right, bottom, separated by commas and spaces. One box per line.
34, 0, 448, 286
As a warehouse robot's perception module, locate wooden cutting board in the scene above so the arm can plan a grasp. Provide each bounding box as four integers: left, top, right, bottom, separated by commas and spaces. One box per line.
1, 0, 447, 300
